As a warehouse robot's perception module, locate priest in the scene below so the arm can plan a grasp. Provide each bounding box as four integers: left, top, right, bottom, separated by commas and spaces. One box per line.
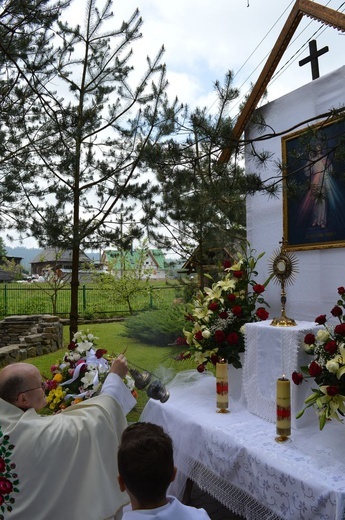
0, 354, 136, 520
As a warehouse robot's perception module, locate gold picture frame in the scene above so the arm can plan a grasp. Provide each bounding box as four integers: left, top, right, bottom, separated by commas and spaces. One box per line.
282, 117, 345, 251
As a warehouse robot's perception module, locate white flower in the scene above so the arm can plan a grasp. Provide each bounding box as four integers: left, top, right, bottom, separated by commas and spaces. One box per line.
81, 370, 96, 388
303, 343, 315, 354
316, 329, 329, 343
202, 329, 211, 339
216, 278, 236, 292
326, 359, 339, 374
125, 375, 135, 391
72, 353, 81, 361
76, 340, 94, 353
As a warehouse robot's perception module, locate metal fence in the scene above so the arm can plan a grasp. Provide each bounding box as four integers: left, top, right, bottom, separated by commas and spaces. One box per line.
0, 284, 184, 319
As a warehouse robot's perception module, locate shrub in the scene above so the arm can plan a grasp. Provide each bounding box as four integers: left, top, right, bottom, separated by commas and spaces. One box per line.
124, 304, 188, 346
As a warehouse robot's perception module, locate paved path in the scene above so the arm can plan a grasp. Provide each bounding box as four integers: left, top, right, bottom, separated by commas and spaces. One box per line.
189, 483, 244, 520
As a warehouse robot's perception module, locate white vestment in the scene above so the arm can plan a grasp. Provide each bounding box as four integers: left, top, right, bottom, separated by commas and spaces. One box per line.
0, 373, 136, 520
122, 496, 210, 519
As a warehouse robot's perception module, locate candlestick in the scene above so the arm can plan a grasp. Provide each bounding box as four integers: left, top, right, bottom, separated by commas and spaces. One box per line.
276, 375, 291, 442
216, 360, 229, 413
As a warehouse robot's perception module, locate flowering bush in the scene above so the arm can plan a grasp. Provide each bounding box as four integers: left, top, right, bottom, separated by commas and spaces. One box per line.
44, 330, 136, 413
0, 428, 19, 518
292, 286, 345, 430
177, 246, 270, 371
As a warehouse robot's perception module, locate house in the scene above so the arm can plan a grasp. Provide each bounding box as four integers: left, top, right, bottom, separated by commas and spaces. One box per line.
0, 256, 23, 283
101, 249, 167, 280
30, 248, 94, 279
179, 246, 233, 276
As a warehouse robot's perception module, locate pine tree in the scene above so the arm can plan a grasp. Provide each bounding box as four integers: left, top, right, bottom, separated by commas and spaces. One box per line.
1, 0, 182, 337
143, 71, 276, 287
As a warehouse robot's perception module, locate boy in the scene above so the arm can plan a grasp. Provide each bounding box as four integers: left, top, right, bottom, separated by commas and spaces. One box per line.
117, 422, 211, 519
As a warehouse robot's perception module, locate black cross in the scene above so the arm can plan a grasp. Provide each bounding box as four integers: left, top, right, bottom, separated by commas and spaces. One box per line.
299, 40, 329, 80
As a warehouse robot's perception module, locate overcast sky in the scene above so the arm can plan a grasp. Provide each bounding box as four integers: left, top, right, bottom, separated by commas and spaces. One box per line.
98, 0, 345, 117
5, 0, 345, 249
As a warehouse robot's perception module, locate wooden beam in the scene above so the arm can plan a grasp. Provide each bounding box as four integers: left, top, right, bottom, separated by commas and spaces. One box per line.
219, 0, 345, 163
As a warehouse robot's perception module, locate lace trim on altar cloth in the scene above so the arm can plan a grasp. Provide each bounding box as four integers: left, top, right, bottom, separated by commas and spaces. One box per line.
242, 322, 319, 424
181, 460, 285, 520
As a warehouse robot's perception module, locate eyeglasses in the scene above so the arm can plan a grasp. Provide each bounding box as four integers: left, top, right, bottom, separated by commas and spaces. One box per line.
21, 381, 46, 394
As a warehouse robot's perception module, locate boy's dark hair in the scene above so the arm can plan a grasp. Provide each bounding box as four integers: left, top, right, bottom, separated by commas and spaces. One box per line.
118, 422, 174, 505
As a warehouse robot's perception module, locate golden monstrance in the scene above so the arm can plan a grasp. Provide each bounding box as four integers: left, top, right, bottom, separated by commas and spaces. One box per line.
269, 238, 298, 327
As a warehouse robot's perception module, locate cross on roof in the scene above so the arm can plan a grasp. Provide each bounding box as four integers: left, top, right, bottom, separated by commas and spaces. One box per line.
299, 39, 329, 80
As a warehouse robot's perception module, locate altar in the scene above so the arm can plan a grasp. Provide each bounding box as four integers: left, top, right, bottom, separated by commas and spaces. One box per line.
141, 321, 345, 520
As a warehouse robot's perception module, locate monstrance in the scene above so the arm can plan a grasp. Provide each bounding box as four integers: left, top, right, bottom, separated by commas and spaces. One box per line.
269, 238, 298, 327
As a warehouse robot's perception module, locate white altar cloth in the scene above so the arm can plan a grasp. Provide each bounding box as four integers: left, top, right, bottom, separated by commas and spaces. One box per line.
243, 321, 321, 428
141, 372, 345, 520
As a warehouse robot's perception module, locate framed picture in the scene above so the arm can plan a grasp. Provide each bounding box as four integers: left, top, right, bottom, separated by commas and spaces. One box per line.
282, 117, 345, 250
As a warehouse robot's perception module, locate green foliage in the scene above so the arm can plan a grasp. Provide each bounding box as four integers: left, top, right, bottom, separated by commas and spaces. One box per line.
96, 247, 154, 315
0, 238, 6, 258
124, 305, 188, 346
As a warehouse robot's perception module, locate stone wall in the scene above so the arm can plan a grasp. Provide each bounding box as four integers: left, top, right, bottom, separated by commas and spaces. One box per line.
0, 315, 63, 368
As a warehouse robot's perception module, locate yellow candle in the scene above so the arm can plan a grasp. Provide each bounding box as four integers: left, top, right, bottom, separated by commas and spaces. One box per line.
276, 376, 291, 437
216, 360, 228, 411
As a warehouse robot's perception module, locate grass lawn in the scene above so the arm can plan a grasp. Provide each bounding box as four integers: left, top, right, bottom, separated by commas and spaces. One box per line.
26, 320, 199, 422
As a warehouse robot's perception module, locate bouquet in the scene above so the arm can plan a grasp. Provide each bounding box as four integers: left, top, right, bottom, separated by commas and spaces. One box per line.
44, 330, 136, 413
292, 286, 345, 430
177, 245, 270, 371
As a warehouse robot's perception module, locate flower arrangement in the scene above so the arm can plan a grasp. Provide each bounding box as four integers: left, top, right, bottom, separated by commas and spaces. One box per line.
292, 286, 345, 430
0, 428, 19, 518
177, 246, 270, 371
44, 330, 136, 413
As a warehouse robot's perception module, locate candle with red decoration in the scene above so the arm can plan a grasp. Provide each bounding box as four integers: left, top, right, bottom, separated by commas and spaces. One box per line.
276, 375, 291, 439
216, 359, 229, 413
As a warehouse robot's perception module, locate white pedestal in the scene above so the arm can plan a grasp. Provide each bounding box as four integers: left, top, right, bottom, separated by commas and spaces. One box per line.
243, 320, 321, 429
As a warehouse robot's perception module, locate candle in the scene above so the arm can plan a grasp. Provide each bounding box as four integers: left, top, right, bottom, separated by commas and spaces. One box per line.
216, 360, 228, 412
276, 375, 291, 438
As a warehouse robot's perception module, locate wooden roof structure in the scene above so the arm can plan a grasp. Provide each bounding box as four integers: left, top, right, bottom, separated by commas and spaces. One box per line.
219, 0, 345, 163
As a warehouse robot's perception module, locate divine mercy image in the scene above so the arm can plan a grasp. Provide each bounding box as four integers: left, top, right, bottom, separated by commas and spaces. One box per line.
283, 117, 345, 249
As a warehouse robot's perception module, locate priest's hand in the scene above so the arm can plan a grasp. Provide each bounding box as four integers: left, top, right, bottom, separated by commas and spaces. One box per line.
109, 354, 129, 379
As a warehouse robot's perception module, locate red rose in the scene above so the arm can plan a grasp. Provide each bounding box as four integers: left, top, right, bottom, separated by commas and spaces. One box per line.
0, 457, 5, 472
324, 340, 338, 355
256, 307, 269, 320
68, 341, 77, 351
231, 305, 242, 317
227, 294, 236, 302
219, 311, 228, 319
308, 360, 322, 377
233, 270, 243, 279
335, 323, 345, 336
0, 476, 13, 494
95, 348, 107, 359
214, 330, 226, 343
331, 305, 343, 317
197, 364, 205, 373
338, 286, 345, 295
292, 371, 304, 385
210, 354, 220, 365
194, 331, 203, 341
208, 302, 219, 311
326, 386, 339, 396
223, 260, 232, 269
227, 332, 239, 345
253, 284, 265, 294
304, 333, 315, 345
315, 314, 327, 325
175, 336, 188, 346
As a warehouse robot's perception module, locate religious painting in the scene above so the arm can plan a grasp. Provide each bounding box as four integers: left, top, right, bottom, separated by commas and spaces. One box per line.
282, 117, 345, 250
